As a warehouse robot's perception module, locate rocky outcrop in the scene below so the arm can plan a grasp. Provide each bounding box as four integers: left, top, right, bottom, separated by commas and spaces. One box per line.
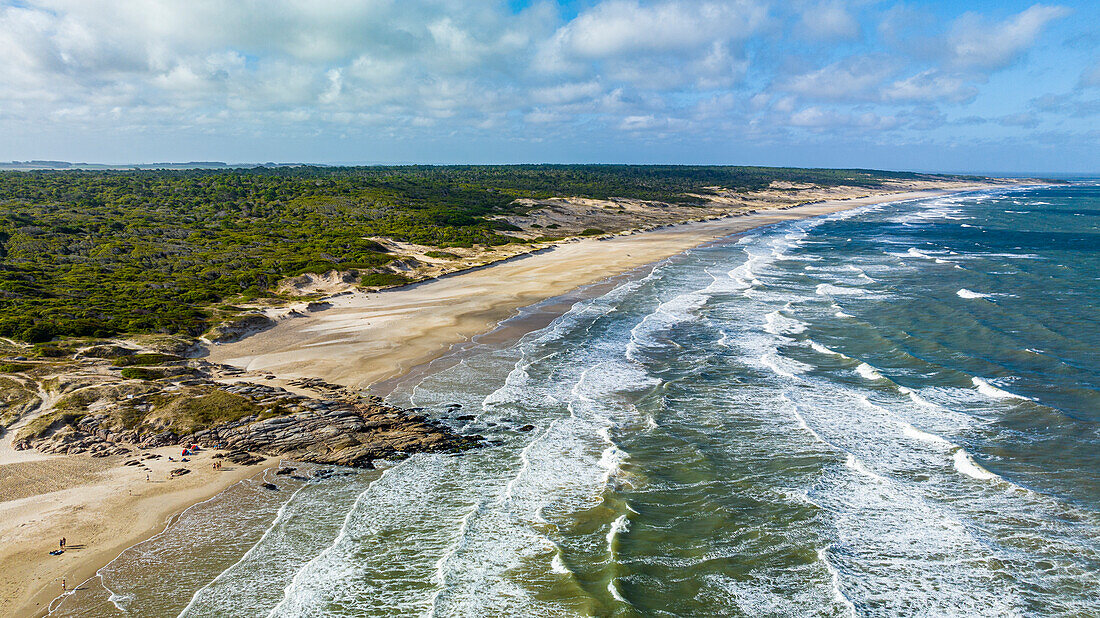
21, 416, 134, 457
15, 381, 483, 469
183, 399, 481, 468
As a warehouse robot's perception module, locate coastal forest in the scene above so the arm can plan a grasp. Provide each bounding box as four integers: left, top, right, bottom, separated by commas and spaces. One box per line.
0, 165, 967, 343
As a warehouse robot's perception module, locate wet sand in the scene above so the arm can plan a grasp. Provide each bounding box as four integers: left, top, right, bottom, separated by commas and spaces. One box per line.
207, 187, 997, 390
0, 448, 273, 617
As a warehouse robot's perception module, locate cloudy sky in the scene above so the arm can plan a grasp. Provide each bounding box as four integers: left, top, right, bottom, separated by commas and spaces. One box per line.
1, 0, 1097, 172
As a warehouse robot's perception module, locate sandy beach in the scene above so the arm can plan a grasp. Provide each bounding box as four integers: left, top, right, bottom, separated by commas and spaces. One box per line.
1, 183, 1003, 617
0, 444, 273, 617
206, 186, 998, 390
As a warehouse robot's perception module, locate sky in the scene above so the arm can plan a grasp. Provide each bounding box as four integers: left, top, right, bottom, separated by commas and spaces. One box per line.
0, 0, 1097, 173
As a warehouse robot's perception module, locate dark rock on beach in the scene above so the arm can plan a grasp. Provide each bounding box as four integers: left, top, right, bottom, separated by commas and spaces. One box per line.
185, 399, 481, 468
224, 450, 265, 466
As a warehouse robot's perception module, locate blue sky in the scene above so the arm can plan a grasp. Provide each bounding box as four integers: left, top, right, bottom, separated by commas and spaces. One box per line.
0, 0, 1097, 173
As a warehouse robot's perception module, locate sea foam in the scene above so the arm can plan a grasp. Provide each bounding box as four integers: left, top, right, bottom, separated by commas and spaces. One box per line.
972, 377, 1031, 401
855, 363, 885, 381
952, 449, 998, 481
956, 288, 991, 299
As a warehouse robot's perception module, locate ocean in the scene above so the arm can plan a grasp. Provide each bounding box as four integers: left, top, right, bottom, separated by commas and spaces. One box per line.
54, 183, 1100, 616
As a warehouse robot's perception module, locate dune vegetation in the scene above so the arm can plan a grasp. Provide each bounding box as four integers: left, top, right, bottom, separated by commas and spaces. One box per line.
0, 165, 975, 342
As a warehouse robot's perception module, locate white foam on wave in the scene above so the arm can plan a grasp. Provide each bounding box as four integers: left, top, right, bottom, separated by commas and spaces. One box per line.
844, 452, 886, 482
834, 310, 853, 318
956, 288, 991, 299
972, 377, 1031, 401
178, 472, 320, 616
855, 363, 885, 381
900, 422, 951, 446
626, 269, 739, 358
897, 386, 937, 408
597, 425, 629, 485
106, 591, 134, 613
816, 283, 866, 296
605, 514, 632, 603
764, 310, 808, 335
964, 252, 1042, 260
809, 341, 846, 357
502, 419, 551, 507
952, 449, 998, 481
760, 352, 813, 378
608, 578, 629, 603
550, 553, 571, 574
817, 547, 857, 615
606, 514, 630, 551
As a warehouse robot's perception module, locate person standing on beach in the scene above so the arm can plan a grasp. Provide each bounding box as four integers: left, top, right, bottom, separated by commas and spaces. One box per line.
60, 537, 65, 550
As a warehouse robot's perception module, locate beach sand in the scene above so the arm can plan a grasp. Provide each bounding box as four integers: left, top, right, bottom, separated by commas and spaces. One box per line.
1, 183, 1000, 616
0, 447, 272, 617
206, 187, 995, 390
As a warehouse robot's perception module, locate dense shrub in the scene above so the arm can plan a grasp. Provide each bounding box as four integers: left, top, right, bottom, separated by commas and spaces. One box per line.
120, 367, 165, 380
358, 273, 412, 287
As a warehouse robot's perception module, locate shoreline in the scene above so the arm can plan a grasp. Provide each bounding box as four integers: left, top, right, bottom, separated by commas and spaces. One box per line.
205, 184, 1006, 392
5, 182, 1010, 617
2, 447, 276, 617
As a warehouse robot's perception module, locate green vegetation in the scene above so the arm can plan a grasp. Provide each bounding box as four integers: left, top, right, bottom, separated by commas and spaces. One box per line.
0, 376, 37, 427
358, 272, 412, 287
113, 353, 181, 366
423, 250, 460, 260
0, 165, 971, 342
151, 389, 262, 434
119, 367, 165, 380
579, 228, 606, 236
0, 362, 32, 372
15, 410, 84, 443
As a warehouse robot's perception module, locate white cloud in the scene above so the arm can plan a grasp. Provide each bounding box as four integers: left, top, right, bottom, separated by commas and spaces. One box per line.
0, 0, 1091, 161
531, 81, 604, 105
778, 56, 897, 100
797, 1, 861, 41
535, 0, 765, 89
882, 70, 976, 103
546, 0, 765, 59
946, 4, 1070, 71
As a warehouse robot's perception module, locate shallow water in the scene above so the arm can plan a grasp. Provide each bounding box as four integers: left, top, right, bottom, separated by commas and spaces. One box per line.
61, 183, 1100, 616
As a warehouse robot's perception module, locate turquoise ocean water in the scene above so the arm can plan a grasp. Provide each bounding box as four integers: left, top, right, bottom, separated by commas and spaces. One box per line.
55, 183, 1100, 616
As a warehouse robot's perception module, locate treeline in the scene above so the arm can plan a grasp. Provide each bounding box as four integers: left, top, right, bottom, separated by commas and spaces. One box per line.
0, 165, 970, 342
